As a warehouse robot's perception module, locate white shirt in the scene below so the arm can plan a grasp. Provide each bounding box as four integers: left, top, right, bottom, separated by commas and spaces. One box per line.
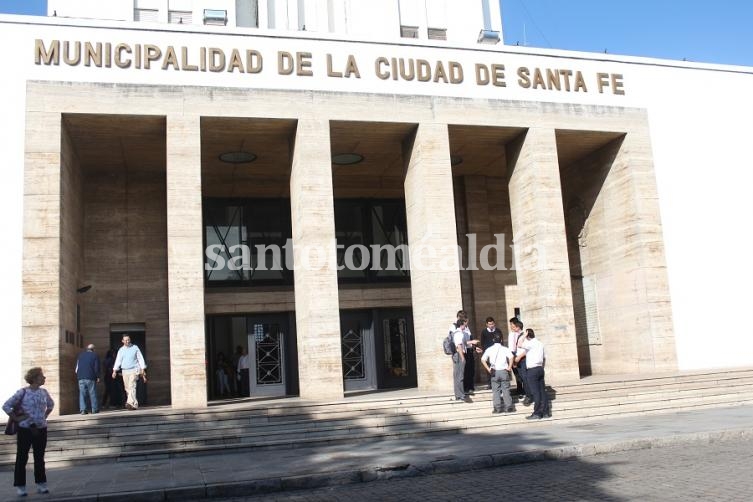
449, 323, 473, 350
519, 338, 545, 368
237, 354, 250, 371
481, 343, 513, 370
508, 330, 522, 352
452, 328, 465, 352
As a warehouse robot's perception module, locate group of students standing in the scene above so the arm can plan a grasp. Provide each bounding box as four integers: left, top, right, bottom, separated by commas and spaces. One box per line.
450, 311, 551, 420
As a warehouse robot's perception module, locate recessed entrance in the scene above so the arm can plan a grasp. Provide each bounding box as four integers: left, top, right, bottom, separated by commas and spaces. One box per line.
341, 308, 417, 392
206, 313, 297, 400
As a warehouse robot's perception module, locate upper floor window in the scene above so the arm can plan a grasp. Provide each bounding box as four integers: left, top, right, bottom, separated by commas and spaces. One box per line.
168, 10, 192, 24
427, 28, 447, 40
134, 8, 158, 22
400, 25, 419, 39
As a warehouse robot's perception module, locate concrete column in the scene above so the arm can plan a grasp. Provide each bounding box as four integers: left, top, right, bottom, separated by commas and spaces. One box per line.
404, 123, 463, 394
22, 111, 62, 415
166, 114, 207, 408
290, 118, 343, 401
508, 128, 579, 383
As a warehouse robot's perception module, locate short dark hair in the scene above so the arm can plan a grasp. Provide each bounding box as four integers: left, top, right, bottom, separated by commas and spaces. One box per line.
24, 367, 43, 384
485, 317, 495, 323
509, 318, 523, 329
492, 334, 502, 344
526, 328, 535, 338
456, 310, 467, 320
456, 318, 468, 327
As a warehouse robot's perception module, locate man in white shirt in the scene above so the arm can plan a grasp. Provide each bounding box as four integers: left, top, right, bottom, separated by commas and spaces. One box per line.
451, 317, 472, 402
509, 317, 533, 406
237, 347, 250, 397
480, 334, 515, 413
515, 328, 550, 420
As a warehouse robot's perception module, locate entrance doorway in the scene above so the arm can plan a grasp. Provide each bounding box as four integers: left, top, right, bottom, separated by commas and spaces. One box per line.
340, 308, 416, 391
206, 313, 297, 400
109, 323, 147, 406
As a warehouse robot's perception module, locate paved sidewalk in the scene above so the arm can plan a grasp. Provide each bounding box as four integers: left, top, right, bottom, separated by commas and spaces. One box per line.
2, 405, 752, 502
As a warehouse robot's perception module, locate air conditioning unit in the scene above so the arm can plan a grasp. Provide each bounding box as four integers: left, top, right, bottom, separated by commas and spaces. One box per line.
477, 29, 500, 45
204, 9, 227, 26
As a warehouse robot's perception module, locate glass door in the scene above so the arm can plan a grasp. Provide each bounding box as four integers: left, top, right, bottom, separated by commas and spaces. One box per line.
340, 310, 376, 392
247, 318, 286, 397
376, 309, 417, 389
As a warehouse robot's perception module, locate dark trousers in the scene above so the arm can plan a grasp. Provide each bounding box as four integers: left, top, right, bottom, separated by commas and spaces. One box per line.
516, 357, 534, 400
463, 349, 476, 392
526, 366, 549, 417
14, 426, 47, 487
239, 368, 250, 397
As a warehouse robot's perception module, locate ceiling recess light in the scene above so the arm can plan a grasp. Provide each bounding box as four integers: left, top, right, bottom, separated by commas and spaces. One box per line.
332, 153, 364, 165
450, 155, 463, 166
219, 151, 257, 164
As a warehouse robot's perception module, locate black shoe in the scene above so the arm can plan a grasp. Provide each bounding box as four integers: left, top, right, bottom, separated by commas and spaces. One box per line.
505, 407, 516, 413
523, 397, 532, 406
525, 414, 542, 420
492, 409, 502, 414
466, 390, 475, 395
544, 411, 552, 418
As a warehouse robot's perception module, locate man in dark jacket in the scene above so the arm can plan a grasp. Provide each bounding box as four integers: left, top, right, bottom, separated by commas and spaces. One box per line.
75, 344, 101, 414
479, 317, 503, 351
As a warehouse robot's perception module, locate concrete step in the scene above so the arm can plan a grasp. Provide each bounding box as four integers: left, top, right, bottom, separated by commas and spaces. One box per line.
1, 369, 751, 466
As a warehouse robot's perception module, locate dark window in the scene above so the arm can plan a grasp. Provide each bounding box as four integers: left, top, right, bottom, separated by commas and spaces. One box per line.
204, 198, 409, 287
335, 199, 410, 283
203, 199, 293, 287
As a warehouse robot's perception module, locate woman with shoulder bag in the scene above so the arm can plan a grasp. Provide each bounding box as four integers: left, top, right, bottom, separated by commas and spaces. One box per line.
2, 367, 55, 497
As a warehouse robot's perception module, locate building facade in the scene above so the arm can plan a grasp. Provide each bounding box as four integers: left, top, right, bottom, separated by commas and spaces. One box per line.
2, 1, 752, 415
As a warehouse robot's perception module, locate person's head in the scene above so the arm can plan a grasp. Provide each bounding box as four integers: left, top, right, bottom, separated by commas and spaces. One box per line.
485, 317, 496, 330
509, 318, 523, 332
526, 328, 535, 339
87, 343, 95, 351
236, 345, 243, 354
122, 335, 132, 346
456, 310, 467, 321
456, 317, 468, 328
492, 334, 502, 344
24, 367, 46, 386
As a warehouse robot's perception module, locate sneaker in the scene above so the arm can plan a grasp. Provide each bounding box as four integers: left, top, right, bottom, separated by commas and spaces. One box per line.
36, 483, 49, 494
79, 410, 87, 415
125, 404, 135, 410
16, 486, 27, 497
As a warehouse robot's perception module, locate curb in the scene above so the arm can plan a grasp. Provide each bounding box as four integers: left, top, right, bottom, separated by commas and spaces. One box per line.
38, 427, 753, 501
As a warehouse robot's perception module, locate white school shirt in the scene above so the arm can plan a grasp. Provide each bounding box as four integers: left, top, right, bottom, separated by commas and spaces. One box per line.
519, 338, 545, 368
481, 343, 513, 370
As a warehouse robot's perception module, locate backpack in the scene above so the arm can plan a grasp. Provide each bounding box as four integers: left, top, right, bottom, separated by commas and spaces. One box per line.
443, 328, 457, 355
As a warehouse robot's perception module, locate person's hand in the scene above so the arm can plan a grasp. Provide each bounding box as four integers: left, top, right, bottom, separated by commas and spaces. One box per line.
111, 371, 117, 379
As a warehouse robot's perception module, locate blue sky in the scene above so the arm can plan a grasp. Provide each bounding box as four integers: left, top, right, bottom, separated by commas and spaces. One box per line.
501, 0, 753, 66
0, 0, 750, 66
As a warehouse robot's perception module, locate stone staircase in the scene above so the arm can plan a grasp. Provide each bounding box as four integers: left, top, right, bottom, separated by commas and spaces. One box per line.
2, 368, 751, 467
